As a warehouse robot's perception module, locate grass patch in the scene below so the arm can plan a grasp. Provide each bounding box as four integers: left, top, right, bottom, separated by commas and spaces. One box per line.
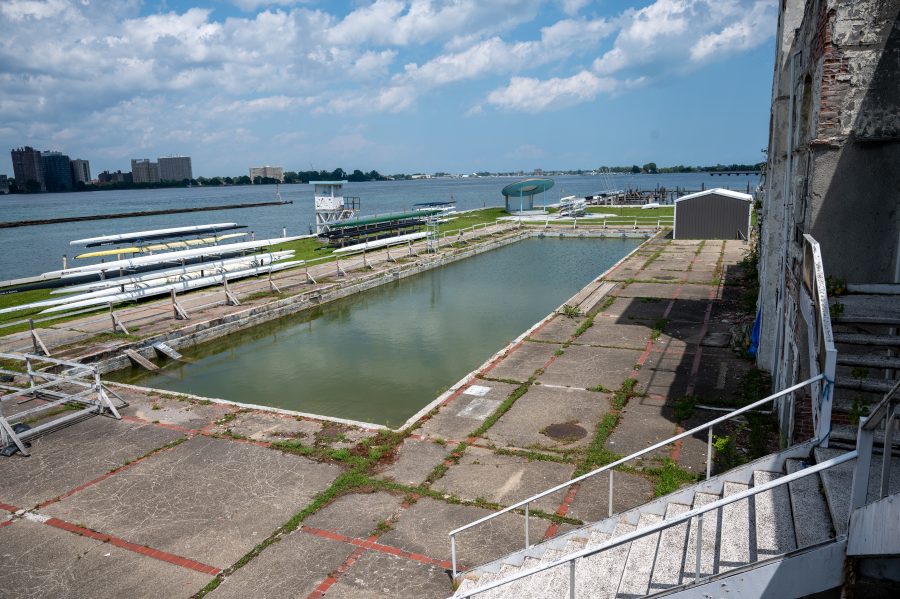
673, 395, 698, 423
574, 314, 596, 336
646, 458, 699, 497
651, 318, 668, 340
471, 382, 530, 437
560, 304, 581, 319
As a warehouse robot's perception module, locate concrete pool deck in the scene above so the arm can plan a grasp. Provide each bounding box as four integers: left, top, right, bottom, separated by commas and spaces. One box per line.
0, 234, 757, 598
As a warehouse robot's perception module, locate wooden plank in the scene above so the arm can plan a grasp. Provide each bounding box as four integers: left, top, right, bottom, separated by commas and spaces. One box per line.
153, 343, 183, 361
123, 349, 159, 371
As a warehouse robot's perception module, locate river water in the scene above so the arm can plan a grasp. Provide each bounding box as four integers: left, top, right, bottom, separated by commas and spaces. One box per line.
107, 236, 642, 427
0, 173, 757, 281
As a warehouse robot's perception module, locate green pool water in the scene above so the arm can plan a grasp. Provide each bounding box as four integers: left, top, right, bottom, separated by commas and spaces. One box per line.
108, 237, 641, 427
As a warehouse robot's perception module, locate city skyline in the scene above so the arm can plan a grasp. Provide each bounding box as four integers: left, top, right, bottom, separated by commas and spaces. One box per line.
1, 1, 777, 177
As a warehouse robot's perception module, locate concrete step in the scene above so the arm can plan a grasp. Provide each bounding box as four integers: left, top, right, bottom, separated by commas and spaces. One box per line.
785, 458, 834, 548
681, 491, 720, 584
815, 446, 900, 536
752, 471, 796, 560
835, 377, 898, 394
647, 502, 691, 594
832, 294, 900, 324
616, 512, 663, 598
836, 353, 900, 371
574, 521, 636, 598
718, 481, 751, 573
845, 284, 900, 295
834, 332, 900, 347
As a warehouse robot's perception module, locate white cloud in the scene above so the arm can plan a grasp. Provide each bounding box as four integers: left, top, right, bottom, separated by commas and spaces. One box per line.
691, 1, 776, 62
230, 0, 306, 11
485, 72, 621, 112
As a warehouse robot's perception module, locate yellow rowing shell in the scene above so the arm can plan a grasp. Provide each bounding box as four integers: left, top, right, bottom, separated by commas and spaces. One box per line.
75, 233, 248, 259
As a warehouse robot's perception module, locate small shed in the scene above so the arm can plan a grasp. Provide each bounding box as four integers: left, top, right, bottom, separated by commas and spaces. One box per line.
673, 188, 753, 240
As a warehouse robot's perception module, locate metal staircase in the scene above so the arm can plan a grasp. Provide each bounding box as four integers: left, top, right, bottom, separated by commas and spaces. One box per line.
451, 384, 899, 598
449, 235, 900, 597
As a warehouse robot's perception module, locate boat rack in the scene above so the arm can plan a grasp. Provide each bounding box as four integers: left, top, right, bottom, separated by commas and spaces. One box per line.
0, 352, 125, 457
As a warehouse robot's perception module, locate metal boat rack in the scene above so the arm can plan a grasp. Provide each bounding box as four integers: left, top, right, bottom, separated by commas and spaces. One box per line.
0, 352, 125, 456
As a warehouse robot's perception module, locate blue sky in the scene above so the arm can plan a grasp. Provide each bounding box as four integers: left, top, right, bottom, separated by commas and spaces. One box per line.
0, 1, 777, 177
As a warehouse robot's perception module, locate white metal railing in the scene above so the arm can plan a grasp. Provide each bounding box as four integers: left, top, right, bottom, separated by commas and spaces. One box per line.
449, 374, 826, 578
0, 352, 123, 456
451, 450, 858, 598
850, 380, 899, 508
800, 234, 837, 445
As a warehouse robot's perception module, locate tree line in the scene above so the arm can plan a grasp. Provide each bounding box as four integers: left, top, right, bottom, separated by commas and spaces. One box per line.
600, 162, 764, 174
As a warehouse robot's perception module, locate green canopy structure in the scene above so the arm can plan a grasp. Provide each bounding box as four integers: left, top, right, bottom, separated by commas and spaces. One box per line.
501, 178, 555, 212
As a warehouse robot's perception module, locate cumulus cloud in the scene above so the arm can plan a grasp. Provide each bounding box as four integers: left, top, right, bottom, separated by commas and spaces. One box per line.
0, 0, 777, 170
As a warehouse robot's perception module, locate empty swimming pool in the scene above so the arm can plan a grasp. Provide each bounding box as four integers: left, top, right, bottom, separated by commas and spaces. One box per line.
109, 237, 641, 427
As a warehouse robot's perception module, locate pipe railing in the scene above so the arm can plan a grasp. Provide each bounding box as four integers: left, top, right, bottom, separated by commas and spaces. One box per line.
451, 449, 858, 598
449, 374, 825, 578
850, 380, 899, 508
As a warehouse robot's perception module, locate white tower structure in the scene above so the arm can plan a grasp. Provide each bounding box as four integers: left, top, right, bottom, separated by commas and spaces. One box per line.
313, 181, 359, 235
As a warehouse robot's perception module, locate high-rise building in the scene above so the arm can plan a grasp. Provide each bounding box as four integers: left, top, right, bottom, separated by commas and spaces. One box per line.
98, 170, 132, 184
41, 151, 74, 191
70, 159, 91, 185
10, 146, 45, 191
159, 156, 192, 182
131, 159, 160, 183
0, 175, 9, 194
249, 166, 284, 182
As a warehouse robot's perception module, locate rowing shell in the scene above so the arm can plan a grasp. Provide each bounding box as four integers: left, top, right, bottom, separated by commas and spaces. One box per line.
75, 233, 247, 259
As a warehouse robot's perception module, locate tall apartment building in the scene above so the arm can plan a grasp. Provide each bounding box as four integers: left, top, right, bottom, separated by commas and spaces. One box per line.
159, 156, 192, 182
41, 151, 74, 192
70, 159, 91, 185
249, 166, 284, 182
10, 146, 45, 191
131, 159, 160, 184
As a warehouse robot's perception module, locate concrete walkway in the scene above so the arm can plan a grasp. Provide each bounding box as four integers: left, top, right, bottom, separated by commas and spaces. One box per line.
0, 233, 756, 598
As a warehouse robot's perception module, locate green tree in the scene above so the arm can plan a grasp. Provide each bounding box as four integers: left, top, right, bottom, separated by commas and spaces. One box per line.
631, 165, 641, 174
642, 162, 657, 173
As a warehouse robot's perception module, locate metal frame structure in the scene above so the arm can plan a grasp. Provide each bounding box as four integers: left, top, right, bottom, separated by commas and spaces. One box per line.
0, 352, 123, 456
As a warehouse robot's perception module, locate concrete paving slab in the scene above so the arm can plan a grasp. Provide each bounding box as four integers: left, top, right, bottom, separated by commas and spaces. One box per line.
431, 446, 575, 513
213, 410, 322, 442
691, 349, 755, 406
636, 352, 693, 400
606, 400, 678, 460
576, 318, 653, 350
418, 381, 518, 441
42, 435, 343, 568
565, 470, 655, 523
305, 491, 405, 539
0, 417, 183, 509
0, 519, 210, 599
324, 550, 451, 598
538, 345, 643, 391
484, 386, 610, 451
378, 497, 549, 566
675, 284, 717, 301
656, 321, 706, 350
665, 299, 711, 323
117, 387, 229, 430
375, 438, 448, 487
615, 283, 678, 299
210, 531, 354, 599
529, 315, 585, 342
600, 297, 669, 322
487, 341, 562, 383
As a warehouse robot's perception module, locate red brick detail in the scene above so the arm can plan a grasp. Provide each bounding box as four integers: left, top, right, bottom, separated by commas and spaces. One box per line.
300, 525, 453, 570
542, 482, 581, 541
43, 518, 220, 575
307, 546, 367, 599
0, 502, 19, 513
670, 426, 685, 462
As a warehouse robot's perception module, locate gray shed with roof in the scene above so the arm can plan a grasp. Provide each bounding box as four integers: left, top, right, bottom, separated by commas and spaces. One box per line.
673, 188, 753, 240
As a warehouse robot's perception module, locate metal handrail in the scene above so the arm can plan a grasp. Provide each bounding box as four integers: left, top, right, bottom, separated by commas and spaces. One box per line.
449, 374, 824, 577
452, 449, 858, 598
851, 379, 899, 505
862, 379, 900, 431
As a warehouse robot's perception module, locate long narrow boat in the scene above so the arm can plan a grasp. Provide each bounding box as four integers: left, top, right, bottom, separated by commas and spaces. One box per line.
41, 235, 312, 279
75, 233, 247, 259
0, 254, 294, 316
51, 252, 294, 294
41, 261, 304, 314
333, 231, 430, 255
70, 223, 245, 246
